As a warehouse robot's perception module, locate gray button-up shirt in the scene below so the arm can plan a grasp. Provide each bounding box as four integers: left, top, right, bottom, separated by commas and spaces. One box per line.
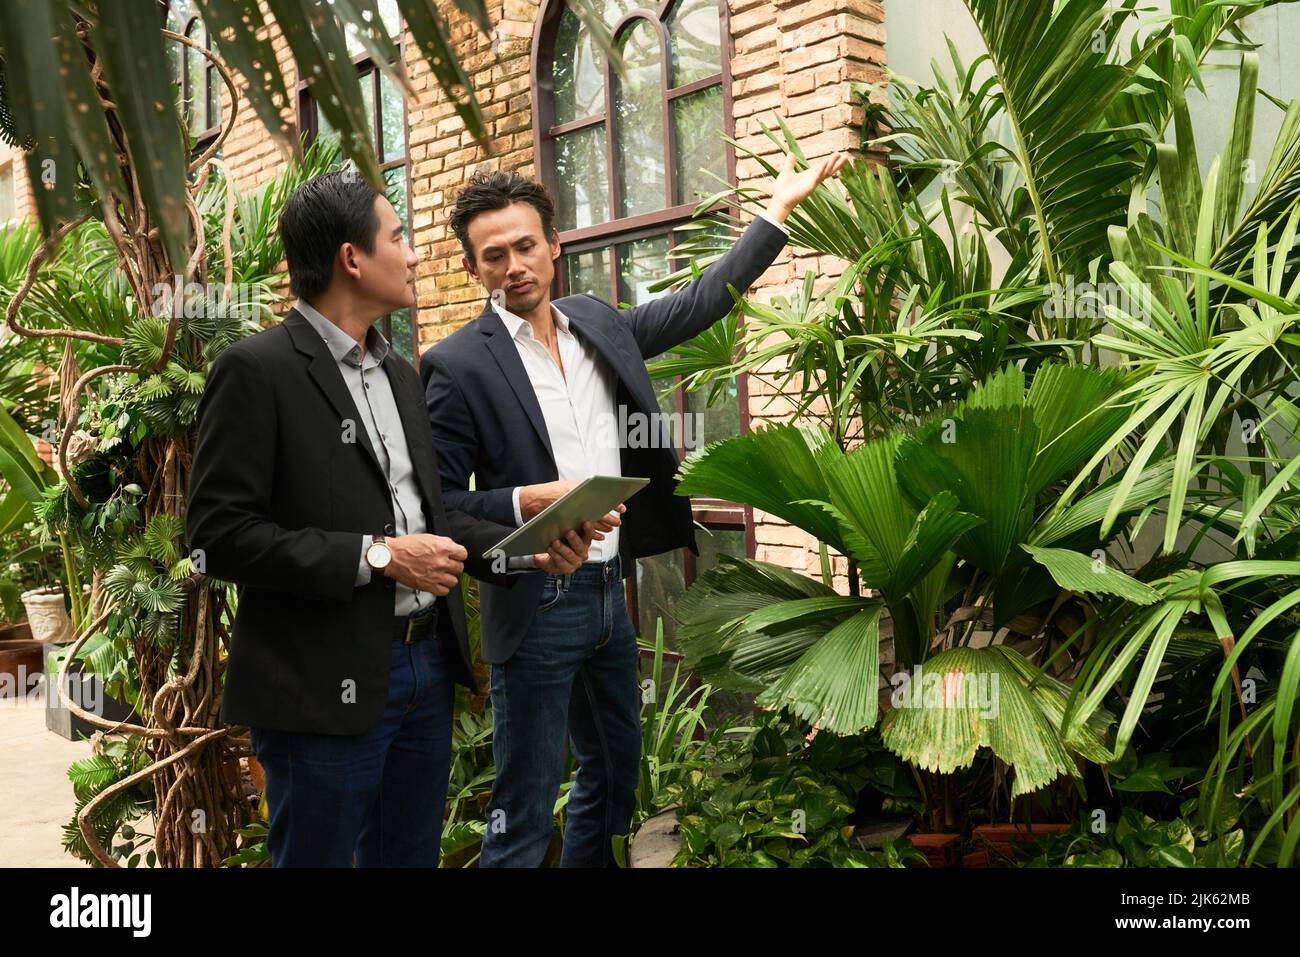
296, 299, 430, 617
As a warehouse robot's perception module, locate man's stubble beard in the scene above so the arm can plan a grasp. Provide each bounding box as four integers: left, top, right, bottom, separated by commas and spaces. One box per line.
505, 285, 547, 315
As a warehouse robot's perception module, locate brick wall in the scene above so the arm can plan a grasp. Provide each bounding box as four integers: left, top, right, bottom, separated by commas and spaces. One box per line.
408, 0, 541, 342
730, 0, 887, 588
215, 8, 299, 194
0, 141, 35, 225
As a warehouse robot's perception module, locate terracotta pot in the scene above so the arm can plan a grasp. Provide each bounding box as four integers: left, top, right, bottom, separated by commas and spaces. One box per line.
247, 755, 266, 795
0, 638, 46, 693
0, 621, 33, 641
907, 831, 961, 868
969, 822, 1071, 866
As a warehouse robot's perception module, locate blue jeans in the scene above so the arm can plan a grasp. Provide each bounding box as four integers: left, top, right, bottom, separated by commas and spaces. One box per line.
479, 557, 641, 868
250, 635, 454, 867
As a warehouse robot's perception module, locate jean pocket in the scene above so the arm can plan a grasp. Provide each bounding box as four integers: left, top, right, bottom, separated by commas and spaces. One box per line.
537, 575, 565, 612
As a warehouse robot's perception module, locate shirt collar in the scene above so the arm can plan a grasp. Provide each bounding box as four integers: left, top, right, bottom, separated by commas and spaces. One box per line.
295, 298, 390, 368
490, 297, 571, 342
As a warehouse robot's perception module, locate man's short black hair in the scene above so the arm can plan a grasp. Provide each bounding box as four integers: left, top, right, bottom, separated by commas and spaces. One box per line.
449, 169, 556, 265
279, 171, 381, 301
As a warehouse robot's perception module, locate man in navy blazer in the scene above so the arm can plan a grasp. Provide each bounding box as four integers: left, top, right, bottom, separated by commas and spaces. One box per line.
421, 152, 847, 866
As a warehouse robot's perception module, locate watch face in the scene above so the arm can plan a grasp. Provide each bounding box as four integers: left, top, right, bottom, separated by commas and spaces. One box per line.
367, 541, 392, 569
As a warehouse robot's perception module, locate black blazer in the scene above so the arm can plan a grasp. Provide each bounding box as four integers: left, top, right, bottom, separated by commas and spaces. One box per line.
420, 215, 788, 663
187, 308, 514, 736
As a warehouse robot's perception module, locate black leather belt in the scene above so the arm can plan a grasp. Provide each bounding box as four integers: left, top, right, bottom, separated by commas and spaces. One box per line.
393, 603, 438, 644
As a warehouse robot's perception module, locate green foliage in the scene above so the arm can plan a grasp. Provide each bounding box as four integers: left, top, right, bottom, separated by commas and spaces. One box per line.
668, 712, 920, 867
660, 0, 1300, 863
61, 736, 155, 868
101, 515, 189, 649
1014, 806, 1246, 868
0, 0, 495, 263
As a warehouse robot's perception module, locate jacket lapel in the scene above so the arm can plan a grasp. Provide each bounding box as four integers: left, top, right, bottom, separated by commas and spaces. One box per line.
478, 303, 556, 464
281, 309, 387, 484
562, 300, 659, 415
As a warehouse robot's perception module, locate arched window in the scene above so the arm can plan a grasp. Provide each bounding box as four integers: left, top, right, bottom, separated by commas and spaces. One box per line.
533, 0, 753, 644
165, 1, 221, 152
535, 0, 731, 255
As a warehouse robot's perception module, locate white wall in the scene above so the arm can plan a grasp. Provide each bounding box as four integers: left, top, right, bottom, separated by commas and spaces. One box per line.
886, 1, 1300, 198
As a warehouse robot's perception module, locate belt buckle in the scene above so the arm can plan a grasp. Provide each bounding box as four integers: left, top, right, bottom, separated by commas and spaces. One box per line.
404, 607, 436, 644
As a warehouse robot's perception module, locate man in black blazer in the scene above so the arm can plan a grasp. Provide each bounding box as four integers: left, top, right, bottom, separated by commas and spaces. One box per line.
421, 152, 847, 866
187, 172, 602, 868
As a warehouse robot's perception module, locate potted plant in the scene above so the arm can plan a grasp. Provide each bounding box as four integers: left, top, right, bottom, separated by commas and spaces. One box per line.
0, 523, 64, 688
1, 402, 86, 644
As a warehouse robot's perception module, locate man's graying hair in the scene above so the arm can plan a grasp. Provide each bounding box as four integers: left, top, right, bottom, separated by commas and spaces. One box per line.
449, 169, 557, 265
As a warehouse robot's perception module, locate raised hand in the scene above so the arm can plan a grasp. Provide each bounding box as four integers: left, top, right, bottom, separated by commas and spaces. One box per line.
767, 151, 851, 223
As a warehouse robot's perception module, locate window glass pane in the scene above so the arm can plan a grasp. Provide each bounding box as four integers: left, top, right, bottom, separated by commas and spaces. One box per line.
207, 66, 219, 132
0, 165, 15, 222
380, 70, 405, 160
554, 125, 609, 231
360, 69, 377, 146
636, 527, 746, 646
622, 235, 676, 445
388, 309, 414, 361
378, 0, 401, 37
613, 18, 665, 218
384, 162, 413, 362
673, 84, 725, 206
317, 106, 339, 147
165, 2, 191, 33
564, 248, 613, 301
635, 549, 683, 644
668, 0, 722, 87
697, 528, 746, 577
165, 6, 187, 113
683, 375, 740, 450
186, 19, 205, 137
346, 0, 401, 57
553, 8, 605, 125
696, 525, 756, 728
384, 165, 408, 233
616, 235, 670, 309
595, 0, 640, 27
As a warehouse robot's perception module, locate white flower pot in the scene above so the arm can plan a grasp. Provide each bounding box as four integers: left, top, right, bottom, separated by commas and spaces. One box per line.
20, 587, 71, 644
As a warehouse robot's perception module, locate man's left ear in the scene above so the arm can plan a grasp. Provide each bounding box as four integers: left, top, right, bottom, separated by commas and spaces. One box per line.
339, 242, 363, 281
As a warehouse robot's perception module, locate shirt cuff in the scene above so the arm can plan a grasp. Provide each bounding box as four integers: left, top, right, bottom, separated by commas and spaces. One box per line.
512, 486, 524, 527
356, 534, 373, 587
506, 554, 537, 572
758, 209, 789, 235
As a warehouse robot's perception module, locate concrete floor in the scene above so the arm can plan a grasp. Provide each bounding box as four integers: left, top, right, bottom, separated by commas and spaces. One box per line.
0, 696, 92, 867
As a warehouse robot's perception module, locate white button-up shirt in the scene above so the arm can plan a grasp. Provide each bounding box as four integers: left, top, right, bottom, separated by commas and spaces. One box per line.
495, 300, 623, 562
494, 210, 788, 566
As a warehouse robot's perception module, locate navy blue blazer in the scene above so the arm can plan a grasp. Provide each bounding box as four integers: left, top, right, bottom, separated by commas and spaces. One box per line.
420, 215, 788, 663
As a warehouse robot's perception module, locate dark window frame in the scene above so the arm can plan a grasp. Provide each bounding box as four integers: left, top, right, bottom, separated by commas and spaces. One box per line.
165, 6, 221, 156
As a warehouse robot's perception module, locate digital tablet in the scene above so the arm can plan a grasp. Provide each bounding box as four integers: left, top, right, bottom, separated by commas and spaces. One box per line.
489, 475, 650, 558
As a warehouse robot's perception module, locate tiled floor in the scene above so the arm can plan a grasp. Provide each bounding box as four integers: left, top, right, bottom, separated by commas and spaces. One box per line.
0, 697, 92, 867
